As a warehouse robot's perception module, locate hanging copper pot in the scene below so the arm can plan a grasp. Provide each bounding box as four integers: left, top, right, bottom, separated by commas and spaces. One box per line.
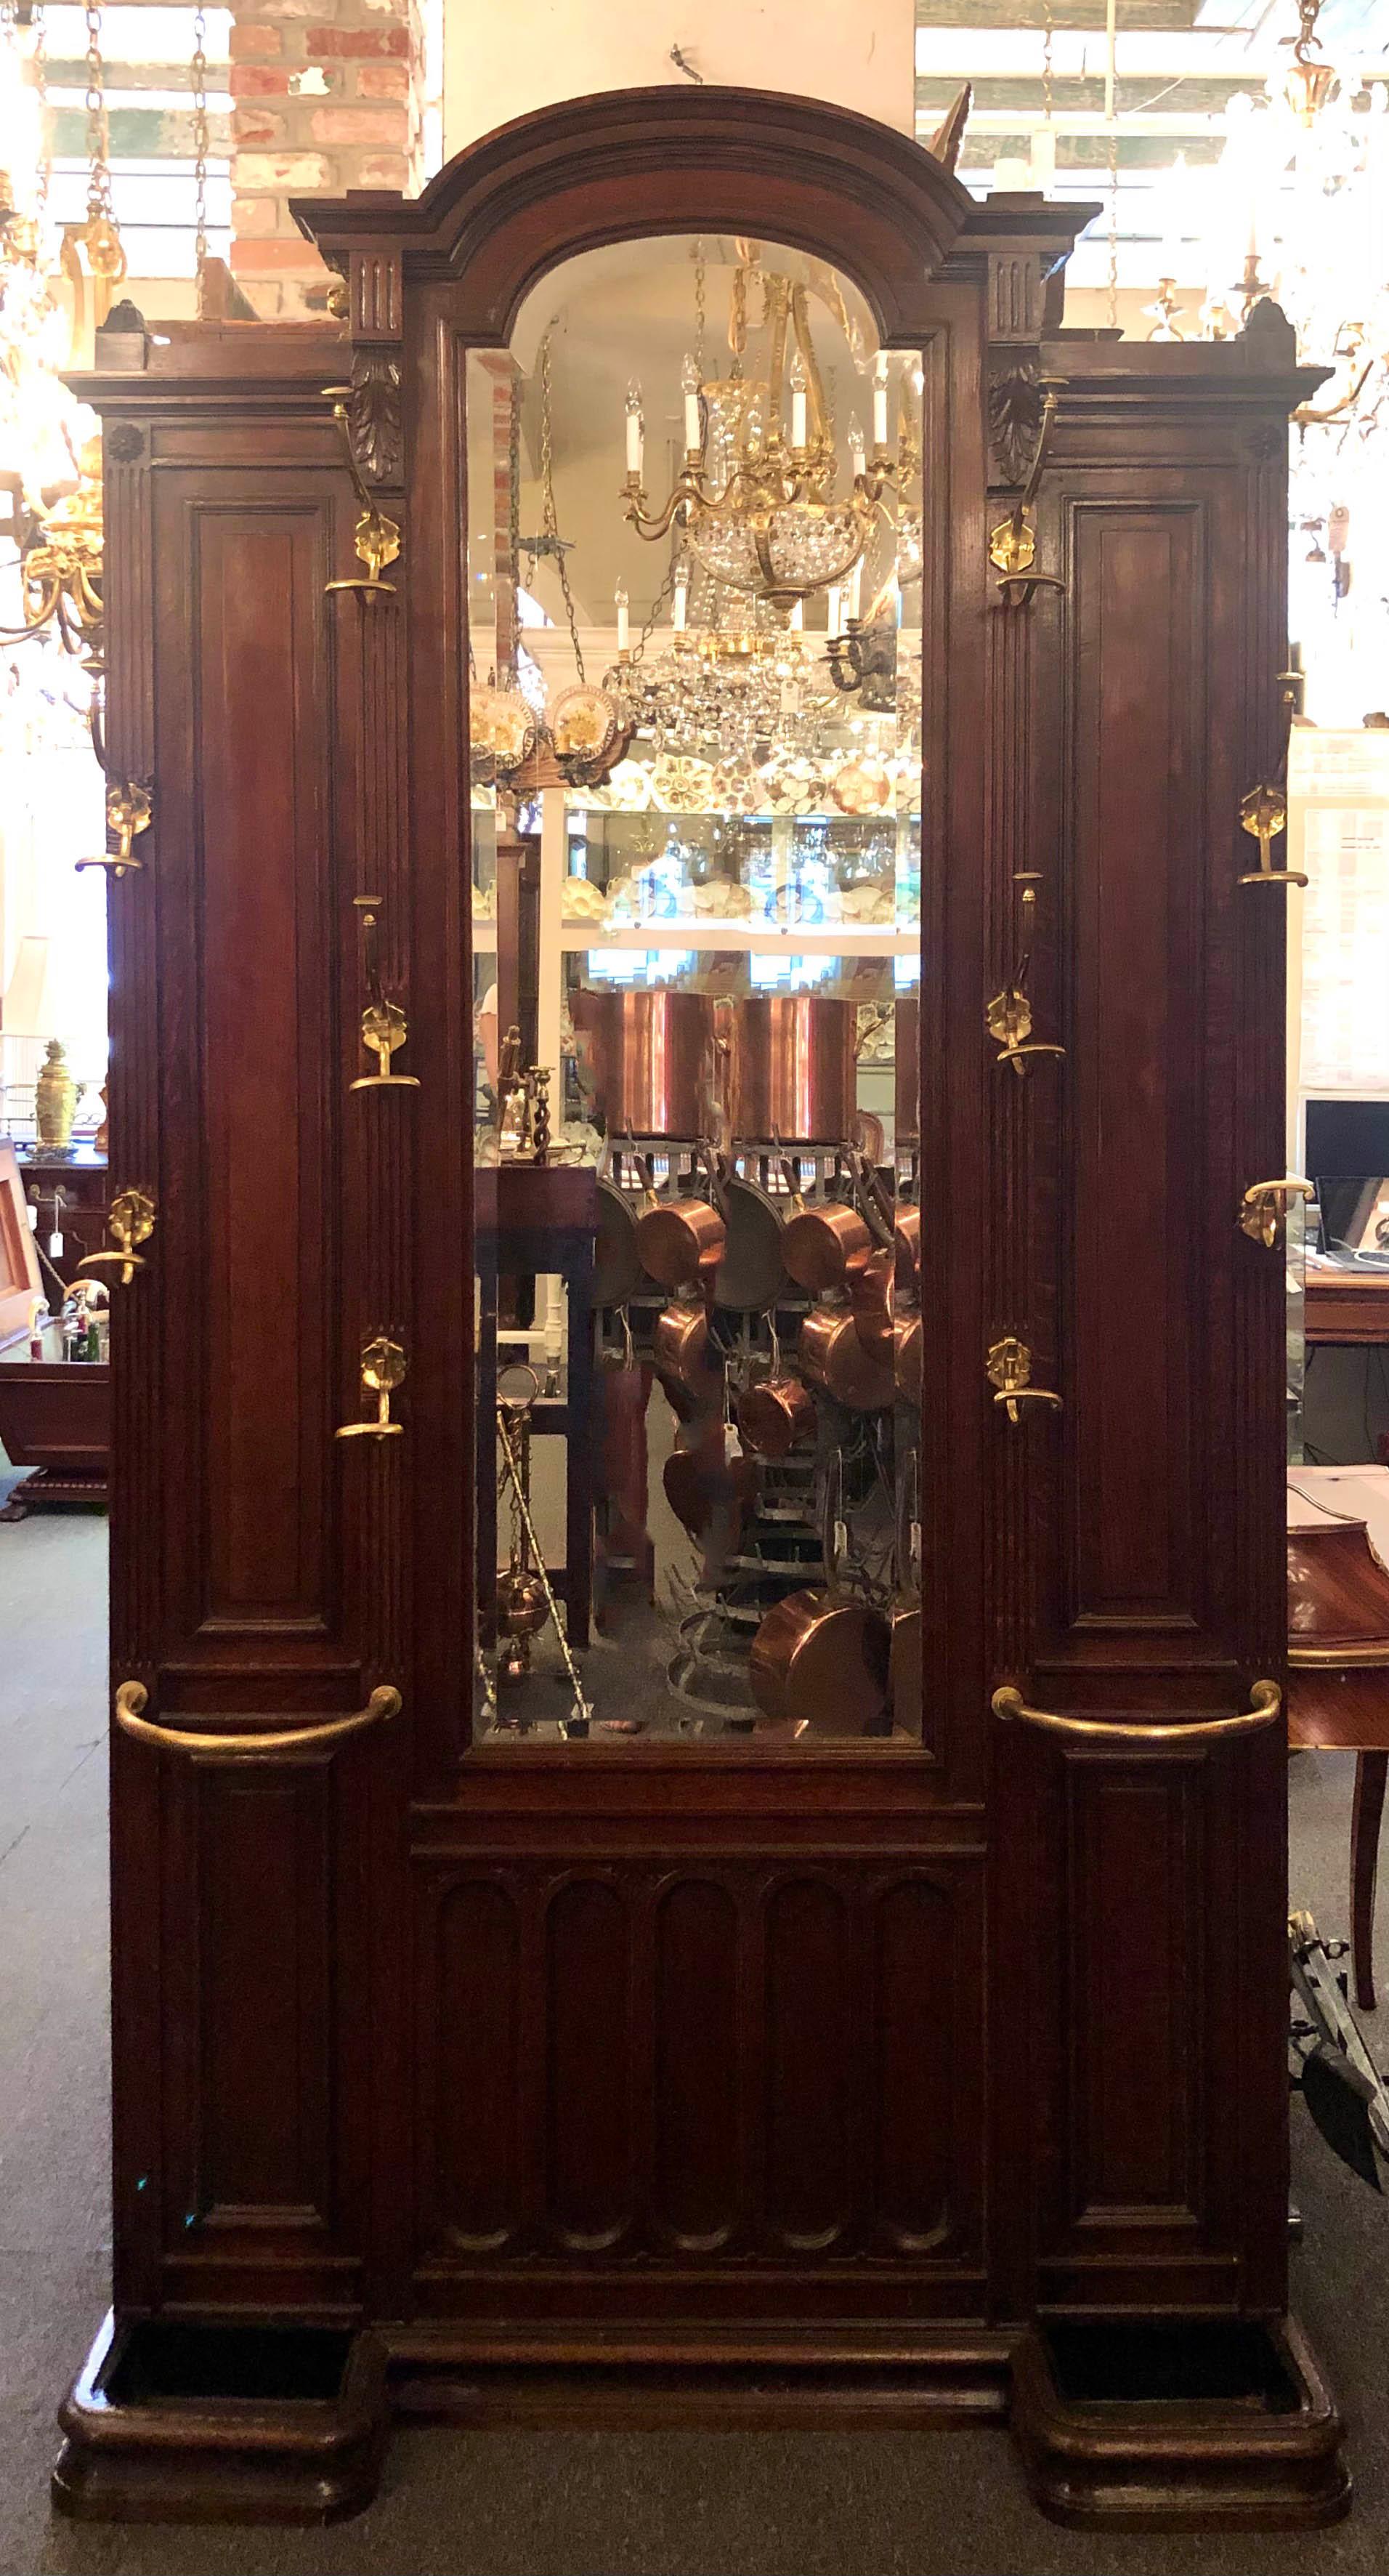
594, 1174, 643, 1308
652, 1299, 723, 1408
800, 1304, 896, 1411
729, 995, 856, 1144
895, 996, 919, 1145
749, 1591, 891, 1732
634, 1151, 726, 1292
849, 1244, 894, 1363
571, 987, 717, 1140
737, 1325, 817, 1460
663, 1434, 756, 1544
779, 1160, 875, 1295
894, 1200, 921, 1293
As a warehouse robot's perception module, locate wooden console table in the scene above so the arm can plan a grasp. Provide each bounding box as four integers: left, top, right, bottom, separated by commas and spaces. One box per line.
1305, 1261, 1389, 1346
1288, 1467, 1389, 2008
0, 1320, 110, 1519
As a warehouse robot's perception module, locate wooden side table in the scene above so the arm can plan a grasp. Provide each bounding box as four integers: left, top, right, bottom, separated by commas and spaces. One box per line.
0, 1318, 110, 1519
1288, 1472, 1389, 2009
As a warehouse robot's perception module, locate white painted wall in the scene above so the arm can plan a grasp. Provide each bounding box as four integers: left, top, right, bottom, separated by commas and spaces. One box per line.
443, 0, 916, 156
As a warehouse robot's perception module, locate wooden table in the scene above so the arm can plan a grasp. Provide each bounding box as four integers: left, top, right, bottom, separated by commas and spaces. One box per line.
1305, 1261, 1389, 1346
1288, 1466, 1389, 2008
0, 1317, 110, 1519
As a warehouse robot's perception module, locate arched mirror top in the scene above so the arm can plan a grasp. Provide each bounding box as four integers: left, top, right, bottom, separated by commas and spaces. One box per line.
293, 84, 988, 345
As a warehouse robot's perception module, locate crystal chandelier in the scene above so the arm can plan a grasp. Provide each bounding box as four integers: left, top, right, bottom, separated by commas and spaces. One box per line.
620, 264, 918, 610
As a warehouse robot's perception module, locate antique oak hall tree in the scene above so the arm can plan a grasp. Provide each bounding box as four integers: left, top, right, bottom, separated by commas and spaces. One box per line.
52, 87, 1348, 2528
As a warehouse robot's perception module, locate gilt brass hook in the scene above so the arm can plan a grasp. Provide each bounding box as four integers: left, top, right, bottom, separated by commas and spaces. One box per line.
987, 1333, 1063, 1424
1238, 1177, 1314, 1249
323, 387, 400, 599
1238, 780, 1307, 889
76, 781, 152, 879
336, 1335, 407, 1440
78, 1187, 155, 1288
986, 950, 1066, 1078
349, 896, 420, 1092
989, 379, 1068, 607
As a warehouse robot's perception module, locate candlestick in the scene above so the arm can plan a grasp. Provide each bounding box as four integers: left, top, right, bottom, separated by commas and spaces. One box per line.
848, 413, 866, 480
615, 582, 629, 657
872, 352, 889, 453
625, 380, 644, 479
790, 350, 808, 449
826, 583, 843, 634
788, 599, 803, 631
681, 352, 702, 456
673, 557, 689, 634
846, 558, 862, 621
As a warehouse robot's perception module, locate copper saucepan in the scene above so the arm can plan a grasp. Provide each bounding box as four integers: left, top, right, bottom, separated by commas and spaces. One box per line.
779, 1159, 874, 1296
894, 1201, 921, 1293
634, 1150, 726, 1293
750, 1591, 891, 1732
736, 1325, 817, 1460
849, 1243, 894, 1364
663, 1433, 756, 1546
800, 1304, 896, 1411
652, 1299, 724, 1410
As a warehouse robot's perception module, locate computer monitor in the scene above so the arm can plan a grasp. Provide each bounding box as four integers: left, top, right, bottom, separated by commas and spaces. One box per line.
1305, 1100, 1389, 1253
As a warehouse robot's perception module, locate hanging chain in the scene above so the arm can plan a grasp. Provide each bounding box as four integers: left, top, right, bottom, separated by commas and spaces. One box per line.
693, 239, 705, 377
505, 371, 521, 687
1042, 0, 1055, 123
628, 542, 679, 668
190, 2, 209, 284
33, 4, 50, 219
497, 1405, 592, 1727
84, 1, 113, 225
1106, 126, 1119, 333
538, 327, 585, 683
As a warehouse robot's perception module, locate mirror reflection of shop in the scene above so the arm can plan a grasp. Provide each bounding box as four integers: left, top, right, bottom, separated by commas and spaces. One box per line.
467, 235, 926, 1743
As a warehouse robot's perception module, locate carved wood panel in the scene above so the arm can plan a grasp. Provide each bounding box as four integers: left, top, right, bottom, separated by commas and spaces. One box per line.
413, 1856, 983, 2311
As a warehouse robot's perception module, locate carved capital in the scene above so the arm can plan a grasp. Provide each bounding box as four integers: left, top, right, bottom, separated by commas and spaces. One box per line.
988, 361, 1042, 490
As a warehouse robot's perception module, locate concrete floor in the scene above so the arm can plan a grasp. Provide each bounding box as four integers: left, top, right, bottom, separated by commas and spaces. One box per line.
3, 1474, 1389, 2575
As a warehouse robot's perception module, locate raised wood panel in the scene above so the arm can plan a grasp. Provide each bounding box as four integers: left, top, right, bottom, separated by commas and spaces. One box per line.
652, 1877, 740, 2252
153, 483, 351, 1689
765, 1877, 853, 2252
872, 1876, 955, 2252
432, 1877, 520, 2252
197, 1767, 333, 2218
1069, 505, 1204, 1628
544, 1877, 633, 2250
1033, 1749, 1215, 2276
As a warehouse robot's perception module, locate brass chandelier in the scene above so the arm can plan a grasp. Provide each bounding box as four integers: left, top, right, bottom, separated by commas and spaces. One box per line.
621, 265, 917, 610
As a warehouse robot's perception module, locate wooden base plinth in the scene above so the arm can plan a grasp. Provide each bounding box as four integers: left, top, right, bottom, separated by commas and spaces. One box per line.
0, 1465, 108, 1520
1010, 2315, 1350, 2531
388, 2323, 1013, 2431
52, 2313, 389, 2525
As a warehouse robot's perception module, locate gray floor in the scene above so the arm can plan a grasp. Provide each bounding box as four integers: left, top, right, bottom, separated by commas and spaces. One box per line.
3, 1477, 1389, 2575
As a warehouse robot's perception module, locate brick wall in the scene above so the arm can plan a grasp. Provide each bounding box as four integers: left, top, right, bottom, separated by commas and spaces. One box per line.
230, 0, 424, 317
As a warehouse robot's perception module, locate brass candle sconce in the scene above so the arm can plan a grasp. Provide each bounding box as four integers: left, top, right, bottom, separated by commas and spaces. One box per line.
76, 780, 152, 879
989, 379, 1067, 608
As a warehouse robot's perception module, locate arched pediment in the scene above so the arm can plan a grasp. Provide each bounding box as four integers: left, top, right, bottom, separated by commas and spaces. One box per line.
293, 84, 976, 345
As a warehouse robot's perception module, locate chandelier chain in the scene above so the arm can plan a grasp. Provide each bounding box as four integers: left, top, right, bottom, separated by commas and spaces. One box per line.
693, 240, 705, 376
191, 3, 209, 280
1042, 0, 1055, 123
497, 1405, 591, 1727
505, 371, 521, 687
84, 2, 113, 225
1106, 126, 1119, 333
33, 4, 50, 218
538, 327, 585, 682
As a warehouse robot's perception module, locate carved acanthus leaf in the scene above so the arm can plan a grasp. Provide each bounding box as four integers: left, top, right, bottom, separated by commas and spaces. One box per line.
348, 353, 402, 488
988, 363, 1042, 490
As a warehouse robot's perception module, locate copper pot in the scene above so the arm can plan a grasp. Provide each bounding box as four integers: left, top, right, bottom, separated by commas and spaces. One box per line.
894, 1310, 923, 1404
663, 1437, 756, 1546
572, 988, 716, 1140
729, 995, 856, 1145
894, 1201, 921, 1293
652, 1299, 723, 1408
634, 1154, 726, 1292
749, 1589, 891, 1732
849, 1244, 894, 1363
780, 1161, 874, 1295
895, 997, 919, 1144
800, 1304, 896, 1412
737, 1365, 816, 1461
